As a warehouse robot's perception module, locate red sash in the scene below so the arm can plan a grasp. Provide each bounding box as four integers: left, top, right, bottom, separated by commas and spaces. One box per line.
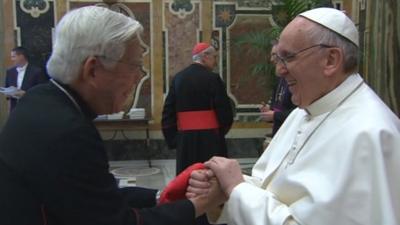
177, 110, 219, 131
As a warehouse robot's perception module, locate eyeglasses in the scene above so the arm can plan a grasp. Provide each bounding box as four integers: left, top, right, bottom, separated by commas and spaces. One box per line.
274, 44, 334, 68
95, 55, 143, 73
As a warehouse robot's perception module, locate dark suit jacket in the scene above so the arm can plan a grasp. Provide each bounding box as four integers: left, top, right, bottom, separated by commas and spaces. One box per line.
5, 64, 48, 111
0, 81, 195, 225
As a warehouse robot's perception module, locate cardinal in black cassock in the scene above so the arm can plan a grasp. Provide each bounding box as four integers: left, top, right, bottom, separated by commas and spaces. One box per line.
162, 42, 233, 175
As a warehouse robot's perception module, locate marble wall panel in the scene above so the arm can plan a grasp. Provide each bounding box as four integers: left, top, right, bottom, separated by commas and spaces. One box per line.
15, 0, 54, 74
213, 2, 274, 121
228, 15, 273, 106
164, 1, 200, 88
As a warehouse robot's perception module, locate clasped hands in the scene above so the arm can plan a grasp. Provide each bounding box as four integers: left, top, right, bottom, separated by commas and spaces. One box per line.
158, 157, 245, 217
186, 156, 245, 207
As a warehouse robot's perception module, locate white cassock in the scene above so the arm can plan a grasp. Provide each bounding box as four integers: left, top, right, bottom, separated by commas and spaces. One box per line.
210, 74, 400, 225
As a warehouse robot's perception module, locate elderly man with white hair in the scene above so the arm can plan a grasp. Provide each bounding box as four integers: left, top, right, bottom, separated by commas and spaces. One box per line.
188, 7, 400, 225
0, 6, 225, 225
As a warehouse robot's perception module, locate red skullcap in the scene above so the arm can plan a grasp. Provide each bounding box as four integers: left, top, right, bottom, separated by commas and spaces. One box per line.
192, 42, 211, 56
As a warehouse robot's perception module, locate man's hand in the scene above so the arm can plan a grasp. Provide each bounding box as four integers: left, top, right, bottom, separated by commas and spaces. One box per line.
158, 163, 205, 204
186, 169, 220, 198
11, 89, 25, 99
259, 102, 270, 112
1, 86, 25, 99
187, 172, 227, 217
260, 110, 274, 122
260, 102, 274, 121
204, 156, 244, 197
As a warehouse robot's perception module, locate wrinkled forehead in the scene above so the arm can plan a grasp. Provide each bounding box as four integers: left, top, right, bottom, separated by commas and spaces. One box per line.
277, 17, 314, 52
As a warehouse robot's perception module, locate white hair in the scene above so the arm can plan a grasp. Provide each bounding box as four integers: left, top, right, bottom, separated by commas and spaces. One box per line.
307, 21, 359, 74
47, 6, 143, 84
192, 46, 216, 63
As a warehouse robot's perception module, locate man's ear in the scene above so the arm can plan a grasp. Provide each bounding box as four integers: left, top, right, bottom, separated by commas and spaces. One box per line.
81, 56, 98, 84
200, 55, 207, 64
323, 48, 343, 77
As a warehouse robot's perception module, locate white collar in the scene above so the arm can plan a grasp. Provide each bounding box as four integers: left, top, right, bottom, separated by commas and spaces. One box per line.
305, 73, 364, 117
50, 79, 83, 114
16, 63, 28, 73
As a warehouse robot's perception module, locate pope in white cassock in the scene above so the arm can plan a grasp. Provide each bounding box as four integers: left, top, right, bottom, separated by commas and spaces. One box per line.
187, 7, 400, 225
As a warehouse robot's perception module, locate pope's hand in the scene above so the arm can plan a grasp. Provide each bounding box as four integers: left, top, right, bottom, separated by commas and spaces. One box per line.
204, 156, 244, 196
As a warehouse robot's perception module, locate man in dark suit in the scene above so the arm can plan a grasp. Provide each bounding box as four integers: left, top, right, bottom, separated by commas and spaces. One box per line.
4, 46, 48, 112
0, 6, 224, 225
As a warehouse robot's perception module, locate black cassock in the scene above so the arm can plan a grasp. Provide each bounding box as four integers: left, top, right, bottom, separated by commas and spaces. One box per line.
162, 63, 233, 174
0, 81, 196, 225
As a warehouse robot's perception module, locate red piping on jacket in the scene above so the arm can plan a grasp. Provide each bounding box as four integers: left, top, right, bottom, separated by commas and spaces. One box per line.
41, 204, 48, 225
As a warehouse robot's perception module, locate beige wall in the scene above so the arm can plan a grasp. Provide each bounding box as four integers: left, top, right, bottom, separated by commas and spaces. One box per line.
0, 0, 15, 126
363, 0, 400, 116
0, 0, 7, 127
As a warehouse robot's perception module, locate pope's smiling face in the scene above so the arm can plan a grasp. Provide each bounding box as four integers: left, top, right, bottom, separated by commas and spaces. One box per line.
276, 17, 332, 108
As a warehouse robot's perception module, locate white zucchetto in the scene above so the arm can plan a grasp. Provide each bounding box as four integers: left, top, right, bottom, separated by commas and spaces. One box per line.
299, 7, 359, 47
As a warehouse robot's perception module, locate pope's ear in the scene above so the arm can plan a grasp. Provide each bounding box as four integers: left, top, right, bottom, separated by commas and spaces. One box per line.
324, 47, 343, 77
81, 56, 98, 82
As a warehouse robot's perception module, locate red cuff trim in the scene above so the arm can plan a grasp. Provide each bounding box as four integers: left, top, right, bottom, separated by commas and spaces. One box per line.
41, 204, 48, 225
132, 208, 143, 225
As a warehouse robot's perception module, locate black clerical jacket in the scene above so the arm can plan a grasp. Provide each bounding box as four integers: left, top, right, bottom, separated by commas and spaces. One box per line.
0, 81, 195, 225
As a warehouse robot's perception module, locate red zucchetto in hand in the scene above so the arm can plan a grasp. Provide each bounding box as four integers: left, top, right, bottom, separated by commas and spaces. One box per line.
158, 163, 205, 205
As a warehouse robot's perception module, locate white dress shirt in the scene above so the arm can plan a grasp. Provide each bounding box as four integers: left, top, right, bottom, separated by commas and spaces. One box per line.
16, 63, 28, 89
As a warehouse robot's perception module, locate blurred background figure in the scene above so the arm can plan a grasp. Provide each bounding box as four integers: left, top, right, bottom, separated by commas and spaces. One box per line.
162, 42, 233, 225
4, 46, 48, 112
162, 42, 233, 176
260, 44, 296, 149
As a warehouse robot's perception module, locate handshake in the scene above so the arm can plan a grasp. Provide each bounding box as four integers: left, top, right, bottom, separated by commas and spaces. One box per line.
158, 157, 245, 217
